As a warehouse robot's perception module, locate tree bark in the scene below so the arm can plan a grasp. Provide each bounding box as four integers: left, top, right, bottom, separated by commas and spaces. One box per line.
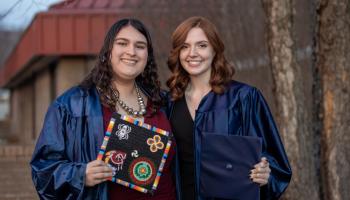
316, 0, 350, 199
262, 0, 320, 199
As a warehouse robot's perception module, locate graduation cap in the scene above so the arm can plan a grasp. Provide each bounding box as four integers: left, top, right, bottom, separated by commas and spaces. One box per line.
97, 113, 172, 194
199, 132, 262, 200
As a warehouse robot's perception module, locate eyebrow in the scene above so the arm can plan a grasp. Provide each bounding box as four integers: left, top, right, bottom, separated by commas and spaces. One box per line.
183, 40, 209, 44
114, 38, 147, 45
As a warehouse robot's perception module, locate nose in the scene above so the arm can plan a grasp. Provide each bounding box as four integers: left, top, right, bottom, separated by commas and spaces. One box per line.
188, 46, 198, 57
126, 44, 136, 56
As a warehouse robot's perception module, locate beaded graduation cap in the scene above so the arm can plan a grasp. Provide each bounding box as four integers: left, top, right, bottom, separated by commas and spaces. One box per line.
97, 113, 172, 194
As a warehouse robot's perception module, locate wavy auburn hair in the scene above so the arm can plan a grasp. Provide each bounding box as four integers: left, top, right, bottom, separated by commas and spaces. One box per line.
166, 16, 234, 100
81, 18, 163, 114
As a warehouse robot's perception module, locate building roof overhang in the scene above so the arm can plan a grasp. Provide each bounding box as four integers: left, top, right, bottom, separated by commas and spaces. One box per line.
0, 9, 132, 88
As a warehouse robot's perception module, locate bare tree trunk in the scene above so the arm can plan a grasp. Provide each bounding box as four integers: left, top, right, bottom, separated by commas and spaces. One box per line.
262, 0, 320, 199
316, 0, 350, 199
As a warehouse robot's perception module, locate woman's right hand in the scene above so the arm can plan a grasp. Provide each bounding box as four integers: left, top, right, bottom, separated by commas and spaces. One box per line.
85, 160, 115, 187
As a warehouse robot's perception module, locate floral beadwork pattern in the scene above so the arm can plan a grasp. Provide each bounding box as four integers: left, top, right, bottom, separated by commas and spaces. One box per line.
146, 135, 164, 152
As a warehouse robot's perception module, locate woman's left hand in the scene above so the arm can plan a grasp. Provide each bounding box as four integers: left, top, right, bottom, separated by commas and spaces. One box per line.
250, 157, 271, 186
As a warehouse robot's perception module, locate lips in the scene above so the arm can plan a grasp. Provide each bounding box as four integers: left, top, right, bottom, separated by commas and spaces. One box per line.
186, 60, 202, 67
121, 58, 138, 65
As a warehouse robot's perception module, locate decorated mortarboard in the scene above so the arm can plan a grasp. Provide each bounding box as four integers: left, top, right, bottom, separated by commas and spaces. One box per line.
97, 113, 172, 194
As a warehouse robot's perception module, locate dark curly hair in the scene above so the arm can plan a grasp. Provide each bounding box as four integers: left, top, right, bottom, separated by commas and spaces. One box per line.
81, 18, 163, 114
166, 16, 234, 101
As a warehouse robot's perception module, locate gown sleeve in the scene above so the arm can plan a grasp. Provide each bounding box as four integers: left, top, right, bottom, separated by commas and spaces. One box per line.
242, 88, 292, 199
30, 103, 87, 200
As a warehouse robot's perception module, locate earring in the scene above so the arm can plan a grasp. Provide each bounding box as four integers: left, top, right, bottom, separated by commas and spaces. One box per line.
101, 55, 106, 63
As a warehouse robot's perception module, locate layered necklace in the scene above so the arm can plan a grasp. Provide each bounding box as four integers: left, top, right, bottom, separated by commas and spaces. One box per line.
111, 83, 147, 117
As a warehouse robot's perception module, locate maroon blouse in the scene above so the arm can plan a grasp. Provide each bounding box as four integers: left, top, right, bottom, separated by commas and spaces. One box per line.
102, 102, 176, 200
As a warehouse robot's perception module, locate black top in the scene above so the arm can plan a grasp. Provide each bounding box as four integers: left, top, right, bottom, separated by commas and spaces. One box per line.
170, 96, 195, 200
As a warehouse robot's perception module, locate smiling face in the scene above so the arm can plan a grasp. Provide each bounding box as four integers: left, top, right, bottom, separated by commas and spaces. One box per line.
179, 27, 215, 79
110, 25, 148, 81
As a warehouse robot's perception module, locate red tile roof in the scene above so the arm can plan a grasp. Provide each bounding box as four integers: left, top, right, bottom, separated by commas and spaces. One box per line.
0, 0, 137, 87
50, 0, 143, 10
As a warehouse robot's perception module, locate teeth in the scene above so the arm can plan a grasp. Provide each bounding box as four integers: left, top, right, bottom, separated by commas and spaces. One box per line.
188, 61, 201, 65
121, 59, 137, 64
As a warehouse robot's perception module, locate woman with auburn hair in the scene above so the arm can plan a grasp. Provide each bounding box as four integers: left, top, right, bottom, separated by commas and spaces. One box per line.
167, 16, 292, 200
31, 18, 176, 200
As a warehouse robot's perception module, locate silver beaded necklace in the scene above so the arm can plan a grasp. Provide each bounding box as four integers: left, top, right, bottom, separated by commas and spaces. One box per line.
112, 84, 147, 117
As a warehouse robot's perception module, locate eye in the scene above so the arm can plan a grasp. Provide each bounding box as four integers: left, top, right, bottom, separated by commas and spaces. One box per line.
198, 43, 208, 48
136, 44, 146, 49
180, 44, 189, 49
116, 41, 127, 46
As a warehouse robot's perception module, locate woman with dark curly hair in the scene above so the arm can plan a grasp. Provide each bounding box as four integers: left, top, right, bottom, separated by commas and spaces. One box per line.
167, 16, 292, 200
31, 18, 176, 200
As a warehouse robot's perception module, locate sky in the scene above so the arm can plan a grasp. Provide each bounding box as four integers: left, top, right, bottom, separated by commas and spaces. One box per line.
0, 0, 62, 30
